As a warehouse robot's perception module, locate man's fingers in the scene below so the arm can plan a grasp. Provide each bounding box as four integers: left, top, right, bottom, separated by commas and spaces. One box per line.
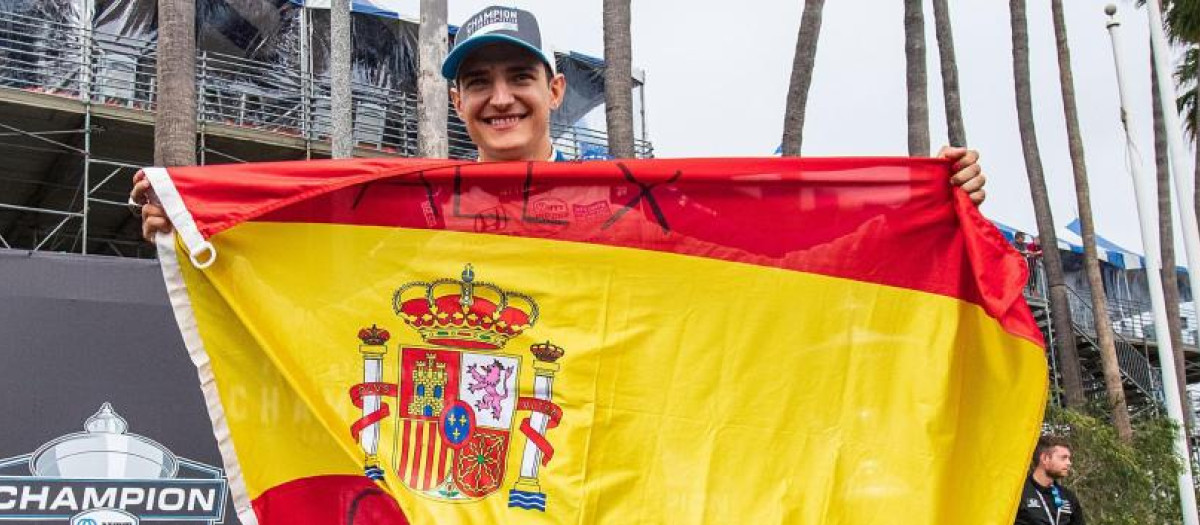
141, 216, 173, 242
951, 149, 979, 171
937, 145, 967, 160
951, 163, 983, 186
142, 217, 166, 242
969, 188, 986, 205
140, 203, 172, 242
131, 179, 151, 202
142, 202, 165, 218
961, 171, 987, 193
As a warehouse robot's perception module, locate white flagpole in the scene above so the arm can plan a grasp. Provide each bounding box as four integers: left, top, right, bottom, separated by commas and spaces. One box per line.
1106, 7, 1200, 525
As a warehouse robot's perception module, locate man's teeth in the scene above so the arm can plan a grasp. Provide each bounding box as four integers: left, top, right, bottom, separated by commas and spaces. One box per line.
487, 116, 521, 125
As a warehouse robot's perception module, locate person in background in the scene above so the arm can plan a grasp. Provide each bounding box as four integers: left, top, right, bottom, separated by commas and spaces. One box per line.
1014, 436, 1086, 525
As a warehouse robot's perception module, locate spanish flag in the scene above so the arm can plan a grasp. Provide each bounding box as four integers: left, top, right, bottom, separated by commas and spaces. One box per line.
145, 157, 1046, 525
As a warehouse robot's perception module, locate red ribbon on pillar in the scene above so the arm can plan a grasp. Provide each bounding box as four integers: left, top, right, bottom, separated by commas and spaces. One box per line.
349, 382, 398, 442
516, 396, 563, 466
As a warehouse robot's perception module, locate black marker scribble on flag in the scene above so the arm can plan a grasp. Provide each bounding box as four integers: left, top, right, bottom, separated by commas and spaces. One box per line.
344, 487, 390, 525
417, 172, 441, 220
453, 166, 504, 222
522, 162, 568, 225
603, 162, 681, 234
351, 181, 374, 210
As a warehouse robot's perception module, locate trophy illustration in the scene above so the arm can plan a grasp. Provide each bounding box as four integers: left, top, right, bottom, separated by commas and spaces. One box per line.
29, 403, 178, 479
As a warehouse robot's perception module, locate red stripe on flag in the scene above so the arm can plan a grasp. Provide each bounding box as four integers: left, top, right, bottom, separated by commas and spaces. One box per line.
423, 423, 438, 490
159, 157, 1041, 345
437, 432, 449, 485
251, 474, 410, 525
410, 422, 424, 485
398, 419, 411, 485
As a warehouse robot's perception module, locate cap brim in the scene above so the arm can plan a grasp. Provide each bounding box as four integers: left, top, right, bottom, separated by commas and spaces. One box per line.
441, 34, 552, 80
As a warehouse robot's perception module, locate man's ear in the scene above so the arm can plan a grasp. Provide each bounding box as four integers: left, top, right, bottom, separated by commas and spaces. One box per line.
549, 73, 566, 110
450, 86, 464, 119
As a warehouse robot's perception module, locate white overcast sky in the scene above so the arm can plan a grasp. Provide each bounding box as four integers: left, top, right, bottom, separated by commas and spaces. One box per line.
442, 0, 1189, 254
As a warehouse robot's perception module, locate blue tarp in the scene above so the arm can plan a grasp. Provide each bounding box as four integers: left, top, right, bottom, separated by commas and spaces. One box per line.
992, 218, 1158, 271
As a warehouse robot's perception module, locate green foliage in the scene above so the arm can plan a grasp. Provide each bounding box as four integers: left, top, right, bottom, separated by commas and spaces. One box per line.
1177, 47, 1199, 140
1042, 405, 1192, 525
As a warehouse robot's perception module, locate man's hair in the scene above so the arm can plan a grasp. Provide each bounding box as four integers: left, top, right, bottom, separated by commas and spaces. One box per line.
1033, 435, 1071, 466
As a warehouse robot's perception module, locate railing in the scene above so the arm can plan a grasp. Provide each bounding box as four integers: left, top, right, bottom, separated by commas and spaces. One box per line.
1066, 287, 1163, 404
1024, 256, 1048, 303
1020, 257, 1198, 347
0, 11, 654, 160
1105, 295, 1199, 347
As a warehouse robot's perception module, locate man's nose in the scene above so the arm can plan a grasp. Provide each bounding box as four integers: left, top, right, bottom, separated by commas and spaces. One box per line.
489, 80, 515, 107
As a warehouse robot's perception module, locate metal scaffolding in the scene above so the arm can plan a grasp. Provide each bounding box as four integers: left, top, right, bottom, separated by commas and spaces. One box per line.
0, 8, 654, 257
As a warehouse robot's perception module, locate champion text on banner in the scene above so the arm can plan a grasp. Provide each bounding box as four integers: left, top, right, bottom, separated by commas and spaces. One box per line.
144, 157, 1046, 525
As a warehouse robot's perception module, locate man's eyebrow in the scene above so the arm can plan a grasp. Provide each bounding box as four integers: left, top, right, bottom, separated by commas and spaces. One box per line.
459, 68, 488, 80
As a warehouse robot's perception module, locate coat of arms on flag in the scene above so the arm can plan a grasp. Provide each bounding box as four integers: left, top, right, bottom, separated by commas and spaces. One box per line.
349, 264, 563, 511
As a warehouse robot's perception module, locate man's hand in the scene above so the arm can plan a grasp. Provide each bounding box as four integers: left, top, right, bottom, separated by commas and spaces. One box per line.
940, 146, 986, 206
131, 171, 172, 242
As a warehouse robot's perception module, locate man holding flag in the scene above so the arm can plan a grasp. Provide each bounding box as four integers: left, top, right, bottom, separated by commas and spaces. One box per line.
123, 6, 1044, 525
130, 5, 988, 233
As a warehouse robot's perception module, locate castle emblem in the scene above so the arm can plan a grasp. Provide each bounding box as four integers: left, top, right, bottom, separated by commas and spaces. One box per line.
348, 265, 564, 511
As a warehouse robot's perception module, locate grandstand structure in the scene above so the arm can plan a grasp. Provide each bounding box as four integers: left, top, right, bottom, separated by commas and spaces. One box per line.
0, 2, 651, 257
1023, 258, 1200, 432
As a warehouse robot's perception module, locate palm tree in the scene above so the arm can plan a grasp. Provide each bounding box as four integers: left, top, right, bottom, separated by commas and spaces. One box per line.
1176, 46, 1200, 251
154, 0, 196, 167
904, 0, 929, 156
1164, 0, 1200, 42
1010, 0, 1085, 407
1050, 0, 1131, 440
1154, 54, 1195, 434
330, 0, 352, 158
417, 0, 448, 158
603, 0, 635, 159
1153, 0, 1200, 237
780, 0, 825, 156
931, 0, 965, 146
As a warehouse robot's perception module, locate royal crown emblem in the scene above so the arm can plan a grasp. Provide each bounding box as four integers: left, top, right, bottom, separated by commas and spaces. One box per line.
393, 264, 539, 350
348, 265, 563, 512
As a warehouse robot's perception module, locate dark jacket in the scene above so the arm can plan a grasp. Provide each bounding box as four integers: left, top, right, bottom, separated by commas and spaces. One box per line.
1014, 475, 1085, 525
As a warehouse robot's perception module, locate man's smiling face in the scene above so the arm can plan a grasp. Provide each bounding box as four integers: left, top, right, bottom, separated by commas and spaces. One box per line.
451, 43, 565, 162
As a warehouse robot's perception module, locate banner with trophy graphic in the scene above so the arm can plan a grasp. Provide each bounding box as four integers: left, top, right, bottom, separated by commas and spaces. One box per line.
143, 157, 1047, 525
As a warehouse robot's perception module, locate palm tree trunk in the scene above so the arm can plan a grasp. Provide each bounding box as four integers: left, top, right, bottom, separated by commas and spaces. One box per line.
1011, 0, 1085, 407
417, 0, 447, 158
932, 0, 965, 146
1153, 52, 1195, 434
330, 0, 353, 158
904, 0, 929, 156
154, 0, 196, 166
1051, 0, 1131, 440
603, 0, 635, 159
781, 0, 826, 157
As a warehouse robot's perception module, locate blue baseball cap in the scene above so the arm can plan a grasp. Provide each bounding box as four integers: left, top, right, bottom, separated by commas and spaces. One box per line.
442, 6, 555, 81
